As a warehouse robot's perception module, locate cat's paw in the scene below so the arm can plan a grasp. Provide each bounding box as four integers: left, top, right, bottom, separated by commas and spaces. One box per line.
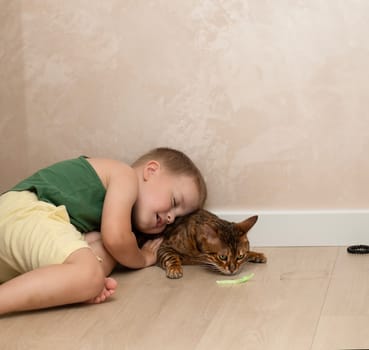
166, 266, 183, 279
247, 251, 267, 264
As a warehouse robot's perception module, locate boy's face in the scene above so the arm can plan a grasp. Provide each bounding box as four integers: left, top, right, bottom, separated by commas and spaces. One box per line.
133, 161, 199, 234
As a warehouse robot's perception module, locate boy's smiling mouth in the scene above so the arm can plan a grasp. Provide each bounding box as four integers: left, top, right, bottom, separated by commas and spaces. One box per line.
156, 214, 163, 228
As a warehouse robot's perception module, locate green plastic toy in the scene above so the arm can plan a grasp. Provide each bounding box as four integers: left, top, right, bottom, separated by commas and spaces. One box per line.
216, 273, 255, 285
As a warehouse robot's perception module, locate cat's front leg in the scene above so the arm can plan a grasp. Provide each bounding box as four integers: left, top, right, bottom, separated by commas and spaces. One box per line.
158, 247, 184, 279
166, 262, 183, 279
246, 251, 267, 263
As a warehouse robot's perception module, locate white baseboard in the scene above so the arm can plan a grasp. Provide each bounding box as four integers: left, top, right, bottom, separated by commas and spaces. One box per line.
214, 210, 369, 247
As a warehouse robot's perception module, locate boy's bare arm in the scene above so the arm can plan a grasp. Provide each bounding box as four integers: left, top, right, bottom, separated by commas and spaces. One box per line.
85, 232, 161, 274
104, 229, 161, 268
99, 163, 160, 268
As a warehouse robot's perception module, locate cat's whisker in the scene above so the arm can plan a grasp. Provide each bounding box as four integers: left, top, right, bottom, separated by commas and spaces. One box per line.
200, 262, 224, 274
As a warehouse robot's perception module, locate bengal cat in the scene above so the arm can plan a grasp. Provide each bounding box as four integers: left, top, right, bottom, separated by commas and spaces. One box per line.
156, 209, 267, 279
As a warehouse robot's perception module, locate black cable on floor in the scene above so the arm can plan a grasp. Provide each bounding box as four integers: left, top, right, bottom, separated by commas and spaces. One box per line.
347, 245, 369, 254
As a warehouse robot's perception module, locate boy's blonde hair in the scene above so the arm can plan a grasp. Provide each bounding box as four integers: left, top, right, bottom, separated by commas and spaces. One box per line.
132, 147, 207, 208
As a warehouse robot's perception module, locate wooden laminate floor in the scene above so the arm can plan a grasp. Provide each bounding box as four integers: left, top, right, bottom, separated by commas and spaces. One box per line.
0, 247, 368, 350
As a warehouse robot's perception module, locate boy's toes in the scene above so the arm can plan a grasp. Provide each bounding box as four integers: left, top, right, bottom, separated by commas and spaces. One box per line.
84, 277, 118, 305
105, 277, 118, 291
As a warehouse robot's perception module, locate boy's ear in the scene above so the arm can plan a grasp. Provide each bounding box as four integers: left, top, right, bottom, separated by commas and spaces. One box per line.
143, 160, 161, 181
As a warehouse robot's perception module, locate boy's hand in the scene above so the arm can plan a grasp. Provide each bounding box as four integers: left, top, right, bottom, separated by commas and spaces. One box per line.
141, 237, 163, 267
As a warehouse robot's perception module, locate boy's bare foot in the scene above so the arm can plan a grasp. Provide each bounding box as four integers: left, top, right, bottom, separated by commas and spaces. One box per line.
86, 277, 118, 304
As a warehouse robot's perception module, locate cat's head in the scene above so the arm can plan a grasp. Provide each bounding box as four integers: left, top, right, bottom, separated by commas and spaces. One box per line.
196, 215, 258, 275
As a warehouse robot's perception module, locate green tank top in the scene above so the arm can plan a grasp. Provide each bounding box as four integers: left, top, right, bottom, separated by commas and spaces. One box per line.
10, 156, 106, 233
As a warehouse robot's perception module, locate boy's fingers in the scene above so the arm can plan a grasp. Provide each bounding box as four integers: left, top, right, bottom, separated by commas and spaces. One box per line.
150, 238, 163, 251
143, 237, 163, 251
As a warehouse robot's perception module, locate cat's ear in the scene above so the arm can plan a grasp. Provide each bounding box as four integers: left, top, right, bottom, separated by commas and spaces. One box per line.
234, 215, 258, 234
202, 224, 220, 245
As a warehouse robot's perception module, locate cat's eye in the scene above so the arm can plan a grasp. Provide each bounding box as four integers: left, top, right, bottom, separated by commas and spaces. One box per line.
237, 254, 245, 260
218, 255, 228, 261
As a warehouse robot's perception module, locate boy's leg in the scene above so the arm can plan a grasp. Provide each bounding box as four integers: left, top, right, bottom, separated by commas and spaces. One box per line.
0, 247, 113, 315
82, 232, 118, 303
85, 232, 117, 277
0, 192, 117, 314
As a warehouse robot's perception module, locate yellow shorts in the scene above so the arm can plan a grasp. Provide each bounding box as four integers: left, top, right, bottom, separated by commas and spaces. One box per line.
0, 191, 89, 282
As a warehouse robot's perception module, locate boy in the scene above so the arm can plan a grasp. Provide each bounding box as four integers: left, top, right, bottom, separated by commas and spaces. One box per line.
0, 147, 207, 315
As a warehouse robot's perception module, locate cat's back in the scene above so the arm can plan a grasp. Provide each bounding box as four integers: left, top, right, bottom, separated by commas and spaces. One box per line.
162, 209, 219, 238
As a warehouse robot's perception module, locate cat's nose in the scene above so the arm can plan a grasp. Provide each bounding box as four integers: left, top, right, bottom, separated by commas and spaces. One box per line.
229, 263, 236, 274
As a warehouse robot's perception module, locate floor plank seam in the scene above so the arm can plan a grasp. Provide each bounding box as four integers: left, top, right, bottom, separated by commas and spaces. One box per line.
309, 247, 340, 350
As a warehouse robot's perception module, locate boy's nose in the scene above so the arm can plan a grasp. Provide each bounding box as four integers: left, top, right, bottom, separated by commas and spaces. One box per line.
167, 212, 174, 224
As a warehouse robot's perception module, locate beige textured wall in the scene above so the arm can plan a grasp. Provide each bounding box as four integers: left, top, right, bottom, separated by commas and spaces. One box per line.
1, 1, 369, 210
1, 1, 28, 187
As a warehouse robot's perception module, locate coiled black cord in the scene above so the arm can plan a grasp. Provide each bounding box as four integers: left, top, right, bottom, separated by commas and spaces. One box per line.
347, 245, 369, 254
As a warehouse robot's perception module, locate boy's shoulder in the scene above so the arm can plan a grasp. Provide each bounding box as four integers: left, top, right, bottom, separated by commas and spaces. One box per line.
87, 157, 131, 170
86, 158, 137, 188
